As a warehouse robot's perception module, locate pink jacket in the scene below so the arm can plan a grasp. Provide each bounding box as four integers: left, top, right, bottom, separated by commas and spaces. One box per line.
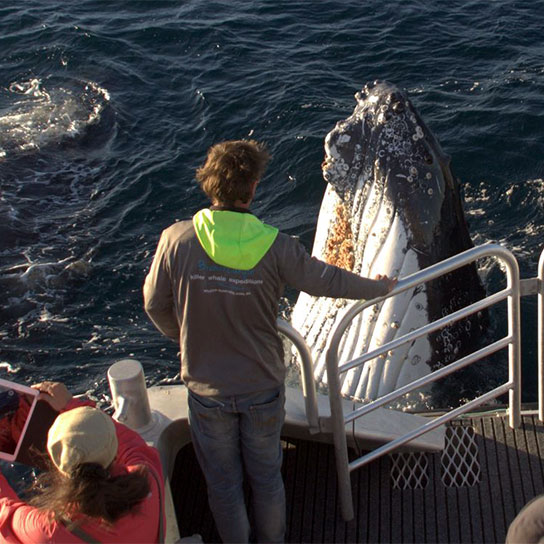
0, 397, 165, 543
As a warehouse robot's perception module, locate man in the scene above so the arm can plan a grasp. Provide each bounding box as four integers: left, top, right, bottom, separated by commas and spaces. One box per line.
143, 140, 396, 543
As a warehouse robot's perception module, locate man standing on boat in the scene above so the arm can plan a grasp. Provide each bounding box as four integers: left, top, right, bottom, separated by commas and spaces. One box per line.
143, 139, 396, 543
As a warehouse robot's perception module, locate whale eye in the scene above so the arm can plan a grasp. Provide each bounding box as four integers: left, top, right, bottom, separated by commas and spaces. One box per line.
424, 153, 433, 164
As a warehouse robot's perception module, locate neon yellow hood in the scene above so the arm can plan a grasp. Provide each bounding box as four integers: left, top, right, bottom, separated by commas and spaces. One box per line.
193, 209, 278, 270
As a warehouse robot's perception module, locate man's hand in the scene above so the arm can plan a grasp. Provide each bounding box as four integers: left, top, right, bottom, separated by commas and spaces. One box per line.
31, 381, 72, 411
375, 274, 398, 293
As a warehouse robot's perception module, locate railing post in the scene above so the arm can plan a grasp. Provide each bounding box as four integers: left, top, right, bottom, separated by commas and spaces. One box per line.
326, 347, 354, 522
538, 250, 544, 422
277, 319, 320, 434
507, 252, 522, 428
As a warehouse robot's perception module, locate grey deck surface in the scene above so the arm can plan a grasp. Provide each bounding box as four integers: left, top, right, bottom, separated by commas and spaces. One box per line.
170, 412, 544, 543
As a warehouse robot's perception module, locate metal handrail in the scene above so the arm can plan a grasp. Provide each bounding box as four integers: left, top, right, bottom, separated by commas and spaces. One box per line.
349, 382, 512, 471
539, 250, 544, 421
325, 243, 521, 521
344, 336, 512, 424
339, 288, 509, 375
277, 318, 320, 434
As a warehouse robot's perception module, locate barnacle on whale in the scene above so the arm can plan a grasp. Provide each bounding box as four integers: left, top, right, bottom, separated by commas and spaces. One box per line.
324, 203, 355, 271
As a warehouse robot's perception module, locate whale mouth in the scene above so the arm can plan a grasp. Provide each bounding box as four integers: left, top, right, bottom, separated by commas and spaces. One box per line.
292, 81, 487, 406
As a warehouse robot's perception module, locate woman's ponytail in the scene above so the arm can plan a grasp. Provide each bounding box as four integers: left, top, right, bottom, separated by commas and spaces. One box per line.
29, 460, 150, 524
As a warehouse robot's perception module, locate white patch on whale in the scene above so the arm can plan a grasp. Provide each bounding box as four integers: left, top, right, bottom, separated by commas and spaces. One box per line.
291, 183, 432, 400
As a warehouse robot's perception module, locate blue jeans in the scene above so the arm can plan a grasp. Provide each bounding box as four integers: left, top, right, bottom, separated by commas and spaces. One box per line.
188, 386, 286, 544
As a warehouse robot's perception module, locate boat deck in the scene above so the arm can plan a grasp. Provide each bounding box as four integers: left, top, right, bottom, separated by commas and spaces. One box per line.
170, 411, 544, 543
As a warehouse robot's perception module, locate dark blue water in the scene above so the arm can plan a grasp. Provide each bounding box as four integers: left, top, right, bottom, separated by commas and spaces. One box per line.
1, 0, 543, 403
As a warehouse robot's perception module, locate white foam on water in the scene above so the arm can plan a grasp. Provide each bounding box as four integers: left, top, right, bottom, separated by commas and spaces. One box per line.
0, 361, 20, 374
0, 78, 110, 158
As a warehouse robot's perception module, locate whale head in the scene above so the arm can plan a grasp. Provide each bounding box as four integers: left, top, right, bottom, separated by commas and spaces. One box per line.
321, 80, 474, 266
291, 81, 487, 407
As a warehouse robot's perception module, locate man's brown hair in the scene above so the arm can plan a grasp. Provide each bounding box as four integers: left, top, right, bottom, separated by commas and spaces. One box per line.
196, 140, 270, 205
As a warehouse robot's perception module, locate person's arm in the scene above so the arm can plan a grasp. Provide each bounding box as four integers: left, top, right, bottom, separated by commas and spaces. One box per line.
0, 472, 20, 502
279, 236, 396, 299
143, 230, 181, 340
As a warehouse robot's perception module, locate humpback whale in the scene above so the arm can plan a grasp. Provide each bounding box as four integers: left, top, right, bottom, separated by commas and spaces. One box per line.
291, 80, 487, 404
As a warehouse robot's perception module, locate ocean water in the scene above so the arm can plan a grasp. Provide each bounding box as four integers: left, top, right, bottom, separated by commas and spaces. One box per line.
1, 0, 543, 405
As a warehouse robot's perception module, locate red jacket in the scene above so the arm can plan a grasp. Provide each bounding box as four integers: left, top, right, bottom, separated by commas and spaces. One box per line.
0, 397, 164, 543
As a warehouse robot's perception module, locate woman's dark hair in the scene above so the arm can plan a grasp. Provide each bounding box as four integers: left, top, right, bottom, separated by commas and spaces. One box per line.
28, 458, 150, 525
196, 139, 270, 205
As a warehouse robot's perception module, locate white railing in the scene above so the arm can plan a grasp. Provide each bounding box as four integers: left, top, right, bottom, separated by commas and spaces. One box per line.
277, 318, 320, 434
325, 243, 522, 521
538, 250, 544, 421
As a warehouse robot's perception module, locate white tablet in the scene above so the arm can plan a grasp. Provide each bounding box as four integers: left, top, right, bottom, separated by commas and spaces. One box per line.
0, 378, 40, 462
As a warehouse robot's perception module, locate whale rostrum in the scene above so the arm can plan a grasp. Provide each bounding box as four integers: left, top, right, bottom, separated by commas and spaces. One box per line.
291, 80, 487, 406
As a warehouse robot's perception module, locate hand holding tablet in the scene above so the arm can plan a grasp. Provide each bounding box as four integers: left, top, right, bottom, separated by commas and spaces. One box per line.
31, 381, 73, 411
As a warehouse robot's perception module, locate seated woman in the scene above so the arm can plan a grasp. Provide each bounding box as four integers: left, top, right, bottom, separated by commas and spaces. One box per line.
0, 381, 164, 543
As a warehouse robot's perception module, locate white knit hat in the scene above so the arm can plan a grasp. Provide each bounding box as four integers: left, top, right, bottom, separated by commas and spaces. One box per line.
47, 406, 118, 476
